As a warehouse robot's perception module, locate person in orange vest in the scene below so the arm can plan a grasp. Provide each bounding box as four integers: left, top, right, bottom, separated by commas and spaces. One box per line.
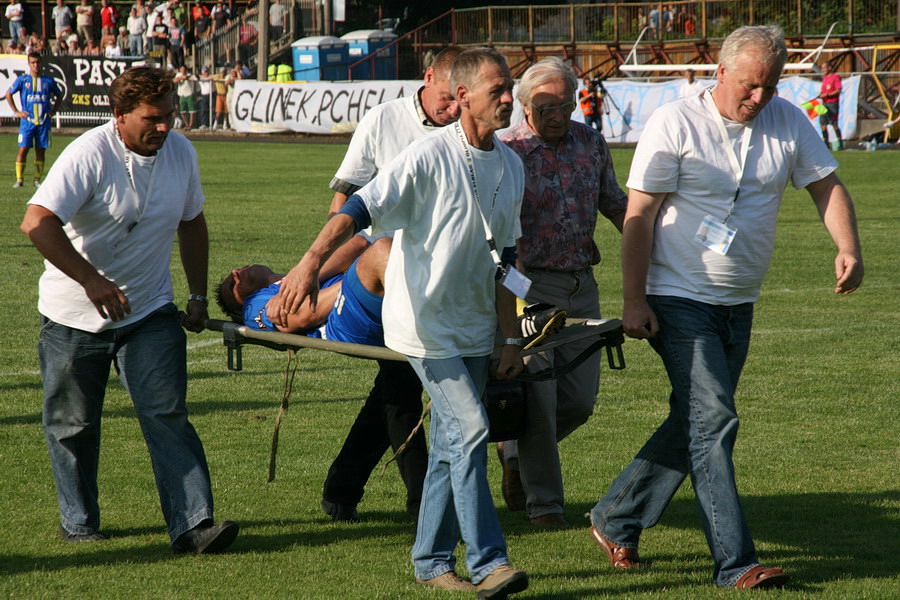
579, 77, 603, 132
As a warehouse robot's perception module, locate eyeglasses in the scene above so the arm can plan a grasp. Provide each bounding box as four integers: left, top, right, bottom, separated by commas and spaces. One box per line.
529, 102, 576, 117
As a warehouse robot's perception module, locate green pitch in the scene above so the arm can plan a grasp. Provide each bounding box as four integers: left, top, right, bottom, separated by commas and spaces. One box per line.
1, 138, 897, 599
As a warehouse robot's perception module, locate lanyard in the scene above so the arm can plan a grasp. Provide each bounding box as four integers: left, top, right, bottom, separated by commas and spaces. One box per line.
453, 121, 507, 275
113, 122, 160, 237
703, 88, 753, 222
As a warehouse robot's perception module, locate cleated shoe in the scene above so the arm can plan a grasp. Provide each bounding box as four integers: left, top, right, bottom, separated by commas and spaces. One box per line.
518, 303, 566, 350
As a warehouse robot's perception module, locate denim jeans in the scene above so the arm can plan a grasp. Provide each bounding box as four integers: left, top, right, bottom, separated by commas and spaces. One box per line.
590, 295, 759, 587
129, 33, 143, 56
39, 304, 214, 542
407, 355, 508, 584
9, 21, 23, 46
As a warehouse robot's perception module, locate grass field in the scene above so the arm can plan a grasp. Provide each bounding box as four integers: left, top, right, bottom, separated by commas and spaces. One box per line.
1, 136, 897, 599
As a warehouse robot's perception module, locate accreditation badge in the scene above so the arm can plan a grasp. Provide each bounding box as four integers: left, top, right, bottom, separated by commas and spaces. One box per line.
501, 266, 532, 299
695, 215, 737, 256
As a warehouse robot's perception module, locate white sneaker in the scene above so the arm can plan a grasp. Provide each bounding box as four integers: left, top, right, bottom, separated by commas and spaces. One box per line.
32, 180, 41, 188
12, 181, 23, 188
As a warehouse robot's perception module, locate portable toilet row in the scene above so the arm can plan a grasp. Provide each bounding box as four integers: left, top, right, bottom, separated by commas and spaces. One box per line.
291, 30, 397, 81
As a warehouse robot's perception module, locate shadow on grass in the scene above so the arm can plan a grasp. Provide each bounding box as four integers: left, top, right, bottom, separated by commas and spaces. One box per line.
0, 392, 368, 426
551, 491, 899, 587
0, 515, 416, 577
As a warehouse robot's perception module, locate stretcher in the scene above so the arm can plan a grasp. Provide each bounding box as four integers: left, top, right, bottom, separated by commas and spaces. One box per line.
204, 317, 626, 377
203, 317, 626, 481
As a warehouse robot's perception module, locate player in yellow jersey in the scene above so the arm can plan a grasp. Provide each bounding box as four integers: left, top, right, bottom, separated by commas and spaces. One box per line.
5, 52, 64, 188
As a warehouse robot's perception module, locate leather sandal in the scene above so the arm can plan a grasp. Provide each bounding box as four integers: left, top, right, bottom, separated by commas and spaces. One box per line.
590, 526, 647, 570
734, 565, 789, 589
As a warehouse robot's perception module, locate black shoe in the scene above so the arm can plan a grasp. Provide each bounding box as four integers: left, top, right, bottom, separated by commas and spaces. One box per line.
321, 499, 360, 523
59, 525, 106, 542
172, 519, 239, 554
518, 303, 567, 350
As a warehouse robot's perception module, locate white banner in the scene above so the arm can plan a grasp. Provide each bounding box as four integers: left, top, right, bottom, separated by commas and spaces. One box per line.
1, 54, 28, 118
229, 75, 860, 140
231, 79, 414, 134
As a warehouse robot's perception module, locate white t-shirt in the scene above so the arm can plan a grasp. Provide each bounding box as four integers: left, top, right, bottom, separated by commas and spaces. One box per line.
28, 121, 205, 332
627, 90, 837, 305
6, 3, 23, 22
332, 93, 436, 189
357, 123, 524, 359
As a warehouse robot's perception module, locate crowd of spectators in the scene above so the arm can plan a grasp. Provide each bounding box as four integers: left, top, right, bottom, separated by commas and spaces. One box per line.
1, 0, 281, 66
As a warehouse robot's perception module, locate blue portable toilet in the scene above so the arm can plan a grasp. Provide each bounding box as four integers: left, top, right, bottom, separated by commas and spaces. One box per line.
291, 36, 349, 81
341, 30, 398, 80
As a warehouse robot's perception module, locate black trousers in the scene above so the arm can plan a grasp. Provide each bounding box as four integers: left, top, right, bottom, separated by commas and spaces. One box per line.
322, 359, 427, 513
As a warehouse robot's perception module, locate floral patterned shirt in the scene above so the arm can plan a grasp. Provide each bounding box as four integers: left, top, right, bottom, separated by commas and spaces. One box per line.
500, 120, 626, 271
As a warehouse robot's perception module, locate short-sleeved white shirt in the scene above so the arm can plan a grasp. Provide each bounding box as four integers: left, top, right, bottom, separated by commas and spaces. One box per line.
357, 124, 524, 358
28, 121, 205, 332
332, 93, 437, 189
627, 91, 837, 305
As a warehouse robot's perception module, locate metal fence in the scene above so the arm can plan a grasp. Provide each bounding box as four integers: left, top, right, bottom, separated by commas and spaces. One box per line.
454, 1, 899, 46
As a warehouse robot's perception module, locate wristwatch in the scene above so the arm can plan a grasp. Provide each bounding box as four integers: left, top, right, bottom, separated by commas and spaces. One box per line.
503, 337, 526, 347
187, 294, 209, 304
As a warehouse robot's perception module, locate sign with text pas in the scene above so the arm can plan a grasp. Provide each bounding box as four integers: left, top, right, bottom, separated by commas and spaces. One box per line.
1, 54, 144, 117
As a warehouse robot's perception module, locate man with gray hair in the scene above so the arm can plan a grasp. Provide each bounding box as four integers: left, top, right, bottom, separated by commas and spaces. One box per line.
588, 26, 863, 588
319, 45, 463, 524
498, 56, 626, 528
274, 47, 528, 598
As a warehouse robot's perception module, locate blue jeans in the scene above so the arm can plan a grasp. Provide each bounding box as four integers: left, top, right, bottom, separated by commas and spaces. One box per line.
39, 304, 214, 542
9, 21, 23, 46
407, 355, 508, 584
590, 295, 759, 587
129, 33, 143, 56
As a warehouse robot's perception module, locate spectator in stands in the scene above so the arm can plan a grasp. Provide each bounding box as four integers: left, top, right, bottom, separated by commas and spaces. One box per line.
6, 0, 25, 47
684, 12, 697, 36
116, 25, 129, 54
168, 16, 186, 69
269, 0, 285, 40
211, 65, 229, 129
170, 0, 186, 26
238, 18, 257, 67
103, 33, 121, 57
648, 6, 660, 38
85, 38, 101, 56
100, 0, 117, 36
235, 60, 251, 79
52, 0, 75, 46
192, 1, 210, 40
75, 0, 94, 43
55, 38, 69, 54
197, 65, 212, 128
211, 0, 229, 32
127, 7, 145, 55
67, 33, 82, 55
150, 12, 168, 62
174, 65, 198, 130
